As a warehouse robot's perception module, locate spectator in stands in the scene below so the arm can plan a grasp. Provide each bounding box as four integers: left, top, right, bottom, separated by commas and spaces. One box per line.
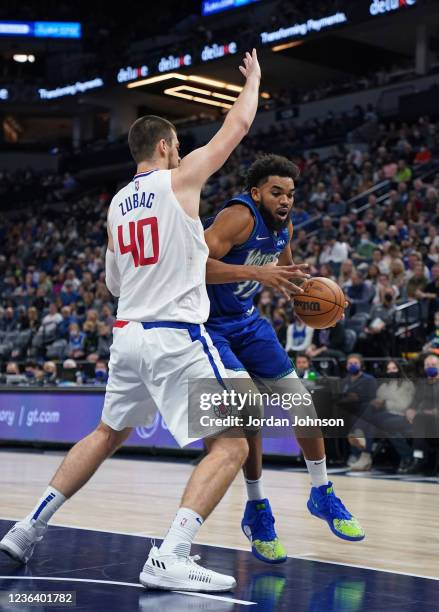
306, 320, 346, 362
93, 359, 108, 385
42, 361, 57, 386
339, 354, 378, 472
370, 360, 415, 473
394, 159, 412, 184
96, 323, 113, 360
338, 259, 354, 289
295, 353, 319, 379
83, 320, 99, 357
58, 306, 77, 340
402, 354, 439, 474
389, 258, 407, 291
327, 192, 346, 217
346, 270, 372, 315
319, 234, 349, 276
2, 307, 17, 332
58, 358, 82, 386
360, 290, 396, 356
407, 262, 429, 300
5, 361, 20, 375
67, 322, 85, 359
285, 314, 313, 356
32, 303, 62, 353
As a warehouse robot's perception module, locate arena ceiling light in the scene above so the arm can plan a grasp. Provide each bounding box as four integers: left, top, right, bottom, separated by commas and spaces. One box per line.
164, 85, 233, 109
13, 53, 35, 63
127, 72, 269, 106
271, 40, 304, 53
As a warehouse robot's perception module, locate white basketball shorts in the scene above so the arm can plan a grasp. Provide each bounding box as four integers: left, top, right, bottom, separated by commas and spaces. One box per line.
101, 320, 229, 447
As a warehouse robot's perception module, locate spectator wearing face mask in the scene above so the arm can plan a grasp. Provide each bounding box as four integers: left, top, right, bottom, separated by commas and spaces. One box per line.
401, 354, 439, 475
338, 354, 378, 472
93, 360, 108, 385
370, 361, 415, 473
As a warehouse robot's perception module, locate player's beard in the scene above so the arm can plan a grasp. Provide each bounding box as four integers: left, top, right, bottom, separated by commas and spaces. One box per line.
259, 200, 291, 232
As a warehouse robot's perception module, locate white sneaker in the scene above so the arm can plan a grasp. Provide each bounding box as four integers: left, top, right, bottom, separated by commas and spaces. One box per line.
351, 452, 372, 472
347, 454, 358, 467
0, 519, 47, 563
139, 546, 236, 592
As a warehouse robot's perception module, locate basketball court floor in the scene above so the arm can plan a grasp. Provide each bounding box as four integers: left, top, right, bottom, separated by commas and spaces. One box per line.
1, 450, 438, 611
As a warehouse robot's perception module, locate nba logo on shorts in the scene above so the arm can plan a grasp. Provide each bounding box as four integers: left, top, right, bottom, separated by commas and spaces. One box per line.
135, 180, 139, 191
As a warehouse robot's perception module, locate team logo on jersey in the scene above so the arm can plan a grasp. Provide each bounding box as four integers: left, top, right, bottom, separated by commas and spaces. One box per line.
135, 180, 139, 191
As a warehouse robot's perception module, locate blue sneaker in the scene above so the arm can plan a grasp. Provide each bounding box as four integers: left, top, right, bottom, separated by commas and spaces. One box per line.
241, 499, 287, 564
307, 482, 365, 542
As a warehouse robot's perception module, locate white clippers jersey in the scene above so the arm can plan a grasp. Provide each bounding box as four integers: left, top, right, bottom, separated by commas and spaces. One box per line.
108, 169, 210, 323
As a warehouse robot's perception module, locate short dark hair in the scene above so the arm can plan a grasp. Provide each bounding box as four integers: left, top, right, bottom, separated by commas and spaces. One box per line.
245, 154, 300, 190
347, 353, 364, 368
128, 115, 176, 163
296, 353, 310, 363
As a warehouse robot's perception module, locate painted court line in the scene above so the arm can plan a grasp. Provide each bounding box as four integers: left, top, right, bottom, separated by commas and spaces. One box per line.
0, 576, 256, 606
1, 516, 439, 583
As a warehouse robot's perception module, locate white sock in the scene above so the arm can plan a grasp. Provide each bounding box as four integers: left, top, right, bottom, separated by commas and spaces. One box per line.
26, 486, 66, 525
245, 477, 265, 501
159, 507, 203, 557
305, 456, 329, 488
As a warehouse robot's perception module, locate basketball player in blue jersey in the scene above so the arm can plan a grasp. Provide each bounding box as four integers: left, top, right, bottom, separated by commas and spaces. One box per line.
204, 154, 365, 564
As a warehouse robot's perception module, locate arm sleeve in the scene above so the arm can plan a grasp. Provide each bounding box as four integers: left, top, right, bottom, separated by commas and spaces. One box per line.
105, 249, 121, 297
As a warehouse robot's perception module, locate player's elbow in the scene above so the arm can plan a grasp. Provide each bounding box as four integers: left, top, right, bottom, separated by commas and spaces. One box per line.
105, 280, 120, 298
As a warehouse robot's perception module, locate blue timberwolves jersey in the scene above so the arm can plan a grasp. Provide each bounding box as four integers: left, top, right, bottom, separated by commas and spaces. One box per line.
206, 193, 290, 319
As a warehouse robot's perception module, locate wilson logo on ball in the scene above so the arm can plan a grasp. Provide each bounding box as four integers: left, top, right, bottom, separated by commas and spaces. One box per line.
295, 300, 321, 311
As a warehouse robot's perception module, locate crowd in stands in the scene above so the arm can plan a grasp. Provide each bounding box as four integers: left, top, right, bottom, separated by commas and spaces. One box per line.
1, 108, 439, 473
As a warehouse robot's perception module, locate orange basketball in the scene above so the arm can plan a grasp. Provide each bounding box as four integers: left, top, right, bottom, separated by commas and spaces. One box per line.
293, 277, 346, 329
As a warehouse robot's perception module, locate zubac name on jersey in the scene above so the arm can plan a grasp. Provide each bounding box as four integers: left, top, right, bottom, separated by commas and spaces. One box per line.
118, 179, 155, 216
206, 193, 289, 318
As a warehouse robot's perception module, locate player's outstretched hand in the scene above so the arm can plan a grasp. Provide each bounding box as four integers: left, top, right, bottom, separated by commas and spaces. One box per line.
256, 264, 310, 299
239, 48, 261, 81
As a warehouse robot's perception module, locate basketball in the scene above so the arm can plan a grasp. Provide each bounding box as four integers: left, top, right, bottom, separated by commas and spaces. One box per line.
293, 277, 346, 329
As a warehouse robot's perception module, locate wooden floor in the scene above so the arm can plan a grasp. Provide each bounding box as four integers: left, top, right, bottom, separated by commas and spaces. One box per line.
0, 450, 437, 579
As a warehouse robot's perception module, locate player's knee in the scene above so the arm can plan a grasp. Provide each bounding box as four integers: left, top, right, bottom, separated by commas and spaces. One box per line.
95, 422, 131, 453
210, 436, 249, 467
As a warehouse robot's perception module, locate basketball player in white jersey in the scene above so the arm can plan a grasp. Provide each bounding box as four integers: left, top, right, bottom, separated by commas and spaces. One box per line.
0, 50, 264, 593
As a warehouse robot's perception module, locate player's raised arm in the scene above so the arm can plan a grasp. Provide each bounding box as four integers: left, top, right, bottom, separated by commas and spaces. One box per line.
172, 49, 261, 217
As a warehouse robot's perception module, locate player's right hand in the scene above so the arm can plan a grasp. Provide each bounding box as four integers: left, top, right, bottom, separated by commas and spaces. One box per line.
239, 48, 261, 81
256, 264, 310, 299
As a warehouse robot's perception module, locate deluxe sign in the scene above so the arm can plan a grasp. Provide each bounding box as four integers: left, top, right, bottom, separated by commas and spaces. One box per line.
369, 0, 416, 15
117, 64, 149, 83
260, 12, 348, 44
158, 54, 192, 73
201, 41, 237, 62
